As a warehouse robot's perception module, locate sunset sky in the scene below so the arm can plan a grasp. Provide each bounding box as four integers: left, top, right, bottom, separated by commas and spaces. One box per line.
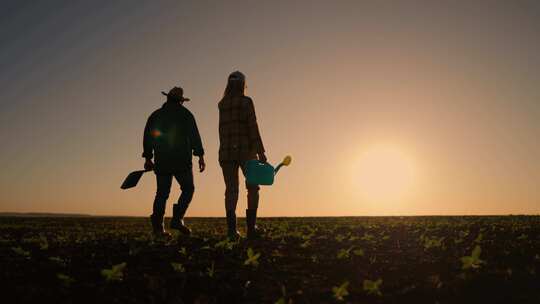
1, 0, 539, 216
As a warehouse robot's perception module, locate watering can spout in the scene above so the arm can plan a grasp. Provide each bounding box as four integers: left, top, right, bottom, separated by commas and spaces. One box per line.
274, 155, 292, 173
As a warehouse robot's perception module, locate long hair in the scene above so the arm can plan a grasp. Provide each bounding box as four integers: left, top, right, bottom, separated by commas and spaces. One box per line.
223, 71, 246, 98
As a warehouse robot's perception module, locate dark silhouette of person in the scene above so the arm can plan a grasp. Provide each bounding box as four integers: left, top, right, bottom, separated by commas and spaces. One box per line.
218, 71, 266, 240
143, 87, 205, 237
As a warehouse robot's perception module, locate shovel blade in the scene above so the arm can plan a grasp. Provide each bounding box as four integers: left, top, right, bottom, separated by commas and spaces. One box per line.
120, 170, 149, 189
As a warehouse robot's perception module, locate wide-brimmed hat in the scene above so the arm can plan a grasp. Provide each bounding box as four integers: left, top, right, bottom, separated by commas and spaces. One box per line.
161, 86, 190, 102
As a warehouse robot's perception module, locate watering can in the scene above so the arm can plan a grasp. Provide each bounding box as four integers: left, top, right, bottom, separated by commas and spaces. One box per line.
245, 156, 292, 186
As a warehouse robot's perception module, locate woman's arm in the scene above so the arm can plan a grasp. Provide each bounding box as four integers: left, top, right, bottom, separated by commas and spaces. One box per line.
245, 97, 266, 161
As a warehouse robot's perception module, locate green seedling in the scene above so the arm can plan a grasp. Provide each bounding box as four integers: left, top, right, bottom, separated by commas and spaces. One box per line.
361, 233, 375, 242
301, 233, 313, 241
244, 248, 261, 267
57, 273, 75, 287
363, 278, 383, 296
337, 247, 352, 259
39, 234, 49, 250
332, 281, 349, 301
215, 239, 235, 250
272, 249, 284, 257
101, 262, 127, 282
274, 285, 291, 304
348, 235, 359, 241
353, 248, 365, 256
207, 261, 215, 278
474, 233, 483, 243
423, 236, 445, 250
517, 234, 528, 240
461, 245, 485, 269
12, 246, 30, 257
49, 256, 67, 266
428, 275, 443, 289
171, 262, 185, 273
335, 234, 346, 242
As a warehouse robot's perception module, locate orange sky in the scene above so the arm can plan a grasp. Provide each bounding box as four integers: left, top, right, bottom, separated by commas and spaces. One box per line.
1, 1, 539, 216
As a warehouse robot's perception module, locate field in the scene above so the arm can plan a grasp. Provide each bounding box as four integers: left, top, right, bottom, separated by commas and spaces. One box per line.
1, 216, 539, 303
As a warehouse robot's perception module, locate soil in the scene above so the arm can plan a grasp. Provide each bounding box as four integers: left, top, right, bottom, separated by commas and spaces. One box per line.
1, 216, 539, 303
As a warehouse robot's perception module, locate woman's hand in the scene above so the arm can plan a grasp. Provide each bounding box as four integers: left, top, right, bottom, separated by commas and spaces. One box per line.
258, 153, 267, 163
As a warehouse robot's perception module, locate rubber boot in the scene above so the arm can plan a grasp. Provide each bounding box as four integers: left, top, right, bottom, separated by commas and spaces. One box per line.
170, 203, 191, 235
226, 210, 241, 240
150, 214, 171, 238
246, 209, 263, 240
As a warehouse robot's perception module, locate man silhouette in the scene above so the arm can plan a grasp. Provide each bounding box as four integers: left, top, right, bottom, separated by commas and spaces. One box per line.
142, 87, 205, 237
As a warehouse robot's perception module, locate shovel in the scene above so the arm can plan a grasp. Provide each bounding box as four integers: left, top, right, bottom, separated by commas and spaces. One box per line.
245, 155, 292, 186
120, 169, 152, 189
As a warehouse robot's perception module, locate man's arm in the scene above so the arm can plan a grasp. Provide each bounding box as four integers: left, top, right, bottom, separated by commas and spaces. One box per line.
245, 98, 266, 161
188, 114, 204, 157
142, 115, 154, 170
189, 114, 206, 172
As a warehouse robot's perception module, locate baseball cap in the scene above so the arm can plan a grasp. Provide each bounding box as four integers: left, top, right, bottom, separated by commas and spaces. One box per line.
228, 71, 246, 82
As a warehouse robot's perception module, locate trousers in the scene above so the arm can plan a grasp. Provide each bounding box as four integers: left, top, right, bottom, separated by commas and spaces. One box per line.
220, 161, 260, 211
152, 170, 194, 217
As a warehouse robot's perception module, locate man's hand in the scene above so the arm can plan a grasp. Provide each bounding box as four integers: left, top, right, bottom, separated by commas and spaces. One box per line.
258, 153, 267, 163
198, 156, 206, 173
144, 159, 154, 171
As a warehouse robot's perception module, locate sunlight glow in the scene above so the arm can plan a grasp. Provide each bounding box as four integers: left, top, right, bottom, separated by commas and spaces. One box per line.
354, 145, 415, 202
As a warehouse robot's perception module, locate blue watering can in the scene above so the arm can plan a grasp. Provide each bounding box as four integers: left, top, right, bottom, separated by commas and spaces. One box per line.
245, 156, 292, 186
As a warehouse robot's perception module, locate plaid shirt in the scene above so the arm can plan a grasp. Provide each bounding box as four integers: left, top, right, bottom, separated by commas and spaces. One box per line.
218, 96, 265, 162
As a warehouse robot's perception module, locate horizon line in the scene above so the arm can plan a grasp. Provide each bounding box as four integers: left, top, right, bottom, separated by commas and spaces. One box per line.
1, 211, 539, 218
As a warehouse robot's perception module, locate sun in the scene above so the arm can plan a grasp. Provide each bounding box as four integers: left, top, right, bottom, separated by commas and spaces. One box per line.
354, 145, 415, 202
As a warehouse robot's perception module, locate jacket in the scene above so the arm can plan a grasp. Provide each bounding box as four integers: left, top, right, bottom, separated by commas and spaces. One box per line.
143, 102, 204, 173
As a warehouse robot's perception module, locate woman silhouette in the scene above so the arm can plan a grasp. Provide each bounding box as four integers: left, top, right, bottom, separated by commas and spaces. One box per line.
218, 71, 267, 239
